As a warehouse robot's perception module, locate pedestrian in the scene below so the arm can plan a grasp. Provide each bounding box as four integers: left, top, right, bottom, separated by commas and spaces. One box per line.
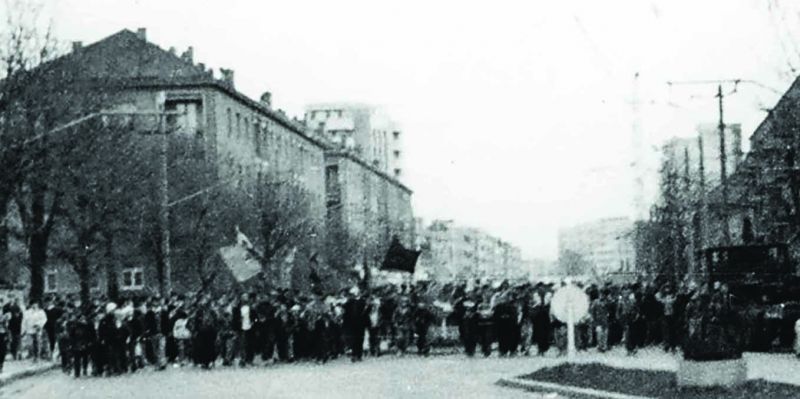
414, 301, 435, 356
393, 296, 413, 355
5, 299, 23, 360
616, 287, 639, 356
68, 309, 95, 378
590, 291, 610, 352
0, 298, 9, 374
656, 286, 677, 352
191, 298, 218, 369
343, 287, 367, 362
273, 295, 292, 362
532, 283, 552, 356
366, 295, 382, 357
234, 293, 257, 366
23, 301, 47, 362
98, 302, 120, 375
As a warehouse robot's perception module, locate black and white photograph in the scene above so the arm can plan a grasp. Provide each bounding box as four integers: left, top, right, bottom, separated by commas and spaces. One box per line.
3, 0, 800, 398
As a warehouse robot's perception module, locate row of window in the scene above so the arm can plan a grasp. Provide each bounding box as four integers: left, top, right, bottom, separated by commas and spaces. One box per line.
44, 268, 144, 293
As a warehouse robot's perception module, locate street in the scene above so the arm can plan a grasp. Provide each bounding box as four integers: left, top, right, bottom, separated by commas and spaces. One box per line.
2, 349, 798, 398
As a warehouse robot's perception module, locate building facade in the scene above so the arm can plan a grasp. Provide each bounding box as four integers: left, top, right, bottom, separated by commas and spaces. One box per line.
558, 217, 635, 276
6, 28, 414, 296
305, 104, 404, 181
417, 220, 524, 281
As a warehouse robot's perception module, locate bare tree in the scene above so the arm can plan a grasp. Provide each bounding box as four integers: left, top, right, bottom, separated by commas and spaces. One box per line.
0, 0, 68, 302
46, 117, 154, 306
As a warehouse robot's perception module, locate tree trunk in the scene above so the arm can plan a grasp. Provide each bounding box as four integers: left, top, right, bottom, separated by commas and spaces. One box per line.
104, 234, 119, 301
28, 188, 49, 304
0, 192, 9, 284
77, 254, 91, 313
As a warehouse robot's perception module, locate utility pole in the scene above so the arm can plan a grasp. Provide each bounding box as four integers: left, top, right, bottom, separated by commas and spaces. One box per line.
158, 113, 172, 298
717, 84, 731, 243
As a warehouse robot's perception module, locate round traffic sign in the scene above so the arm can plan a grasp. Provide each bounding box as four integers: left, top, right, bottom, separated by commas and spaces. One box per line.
550, 284, 589, 323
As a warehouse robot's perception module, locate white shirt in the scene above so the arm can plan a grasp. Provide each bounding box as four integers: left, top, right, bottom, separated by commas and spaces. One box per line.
23, 308, 47, 334
241, 305, 252, 331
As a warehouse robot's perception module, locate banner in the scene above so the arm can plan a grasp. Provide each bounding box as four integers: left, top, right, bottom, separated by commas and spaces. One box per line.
381, 237, 421, 273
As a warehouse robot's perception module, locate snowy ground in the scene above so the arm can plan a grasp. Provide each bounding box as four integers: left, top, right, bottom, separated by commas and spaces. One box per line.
1, 349, 798, 398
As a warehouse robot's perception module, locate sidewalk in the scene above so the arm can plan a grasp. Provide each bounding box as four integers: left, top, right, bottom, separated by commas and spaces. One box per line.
0, 359, 59, 387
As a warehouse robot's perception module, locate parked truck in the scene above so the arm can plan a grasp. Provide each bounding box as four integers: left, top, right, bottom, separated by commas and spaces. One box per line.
702, 243, 800, 351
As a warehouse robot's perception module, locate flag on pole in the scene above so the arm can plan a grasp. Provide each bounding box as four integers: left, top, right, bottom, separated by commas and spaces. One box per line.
381, 237, 421, 273
220, 228, 261, 282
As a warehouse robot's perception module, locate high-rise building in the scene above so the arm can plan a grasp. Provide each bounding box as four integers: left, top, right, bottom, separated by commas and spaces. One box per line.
305, 104, 404, 181
417, 220, 524, 281
558, 217, 635, 276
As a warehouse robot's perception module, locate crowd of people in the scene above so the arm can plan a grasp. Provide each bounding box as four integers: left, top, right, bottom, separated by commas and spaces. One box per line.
0, 278, 745, 378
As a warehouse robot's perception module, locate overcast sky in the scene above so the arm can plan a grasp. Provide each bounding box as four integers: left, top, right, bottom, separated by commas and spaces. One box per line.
34, 0, 800, 259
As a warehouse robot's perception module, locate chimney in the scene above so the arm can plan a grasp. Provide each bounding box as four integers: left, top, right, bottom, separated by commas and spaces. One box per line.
71, 41, 83, 52
260, 91, 272, 109
136, 28, 147, 41
168, 46, 176, 55
181, 46, 194, 63
220, 68, 235, 88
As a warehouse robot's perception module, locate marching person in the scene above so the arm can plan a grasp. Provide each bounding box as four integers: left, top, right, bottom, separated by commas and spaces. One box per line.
343, 286, 367, 362
590, 290, 610, 352
393, 296, 414, 355
23, 301, 47, 362
0, 298, 9, 373
68, 308, 95, 378
4, 298, 23, 361
532, 283, 552, 356
617, 286, 640, 356
413, 299, 435, 356
366, 294, 382, 357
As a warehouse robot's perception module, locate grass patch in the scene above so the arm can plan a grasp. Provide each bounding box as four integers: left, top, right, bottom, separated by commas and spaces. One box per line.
518, 363, 800, 398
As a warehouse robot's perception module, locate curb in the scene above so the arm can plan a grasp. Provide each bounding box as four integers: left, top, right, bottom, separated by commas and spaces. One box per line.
497, 377, 656, 399
0, 364, 59, 387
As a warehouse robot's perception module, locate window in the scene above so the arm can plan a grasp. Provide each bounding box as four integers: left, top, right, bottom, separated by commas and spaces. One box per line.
236, 113, 241, 137
253, 121, 261, 156
44, 270, 58, 293
226, 108, 232, 137
394, 150, 400, 158
165, 100, 203, 136
121, 267, 144, 290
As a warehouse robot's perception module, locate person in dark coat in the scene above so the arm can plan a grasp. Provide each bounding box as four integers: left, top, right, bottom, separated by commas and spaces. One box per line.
4, 299, 23, 360
191, 299, 219, 369
69, 309, 96, 378
343, 287, 368, 362
43, 297, 64, 359
0, 299, 8, 373
274, 298, 292, 362
454, 291, 479, 356
256, 294, 277, 363
532, 284, 552, 356
493, 287, 518, 356
414, 301, 435, 356
98, 303, 121, 375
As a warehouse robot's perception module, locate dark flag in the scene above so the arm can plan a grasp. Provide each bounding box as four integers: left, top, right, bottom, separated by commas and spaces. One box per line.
381, 237, 421, 273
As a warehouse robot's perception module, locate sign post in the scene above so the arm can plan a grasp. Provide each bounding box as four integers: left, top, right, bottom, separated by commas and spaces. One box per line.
550, 280, 589, 360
